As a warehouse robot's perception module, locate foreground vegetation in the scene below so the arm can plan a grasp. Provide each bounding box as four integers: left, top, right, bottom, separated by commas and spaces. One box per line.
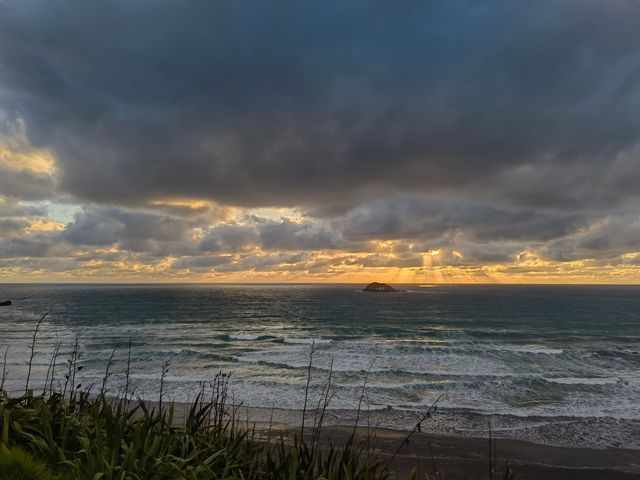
0, 382, 515, 480
0, 379, 391, 480
0, 315, 513, 479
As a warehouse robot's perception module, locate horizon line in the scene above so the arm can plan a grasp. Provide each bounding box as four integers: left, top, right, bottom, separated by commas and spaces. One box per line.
1, 281, 639, 287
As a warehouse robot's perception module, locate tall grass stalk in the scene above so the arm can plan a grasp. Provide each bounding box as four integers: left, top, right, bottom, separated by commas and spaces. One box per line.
0, 346, 8, 393
43, 342, 59, 396
100, 347, 117, 395
300, 341, 315, 437
25, 311, 48, 394
158, 360, 170, 414
384, 394, 442, 472
123, 338, 132, 408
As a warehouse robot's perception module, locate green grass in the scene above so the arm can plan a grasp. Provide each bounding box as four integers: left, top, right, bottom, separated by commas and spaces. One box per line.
0, 444, 66, 480
0, 384, 388, 480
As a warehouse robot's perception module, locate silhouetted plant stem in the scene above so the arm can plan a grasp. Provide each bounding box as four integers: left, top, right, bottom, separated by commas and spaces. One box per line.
48, 342, 61, 394
101, 346, 117, 395
300, 341, 315, 437
311, 357, 334, 452
159, 360, 170, 414
44, 342, 60, 395
352, 361, 372, 438
0, 346, 8, 393
25, 311, 48, 394
385, 393, 442, 471
63, 335, 79, 401
124, 337, 132, 406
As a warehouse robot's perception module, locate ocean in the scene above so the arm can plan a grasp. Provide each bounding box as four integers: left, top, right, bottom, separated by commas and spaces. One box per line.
1, 284, 639, 449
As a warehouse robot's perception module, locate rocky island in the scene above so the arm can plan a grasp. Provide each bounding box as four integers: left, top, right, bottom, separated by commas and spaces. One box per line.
363, 282, 397, 292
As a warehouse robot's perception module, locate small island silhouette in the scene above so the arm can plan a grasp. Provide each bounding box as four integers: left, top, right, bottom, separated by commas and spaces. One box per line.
363, 282, 398, 292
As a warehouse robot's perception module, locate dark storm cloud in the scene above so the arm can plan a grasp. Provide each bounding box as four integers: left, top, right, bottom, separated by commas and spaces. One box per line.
1, 0, 639, 211
0, 234, 62, 258
542, 214, 640, 261
259, 219, 346, 251
199, 218, 353, 252
340, 196, 589, 243
0, 218, 28, 236
0, 164, 55, 200
146, 203, 211, 217
63, 206, 200, 246
199, 224, 258, 253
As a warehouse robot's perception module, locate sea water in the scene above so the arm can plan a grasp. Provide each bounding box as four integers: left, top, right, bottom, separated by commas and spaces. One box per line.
0, 284, 638, 448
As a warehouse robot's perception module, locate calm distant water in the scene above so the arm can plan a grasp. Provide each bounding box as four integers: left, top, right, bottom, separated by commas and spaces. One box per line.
1, 284, 639, 448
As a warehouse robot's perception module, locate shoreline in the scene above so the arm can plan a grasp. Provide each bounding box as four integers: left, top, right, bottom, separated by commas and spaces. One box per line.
223, 404, 640, 451
163, 402, 640, 479
12, 383, 640, 451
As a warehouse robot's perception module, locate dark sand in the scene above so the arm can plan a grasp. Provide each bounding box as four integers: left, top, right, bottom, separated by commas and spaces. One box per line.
315, 426, 640, 479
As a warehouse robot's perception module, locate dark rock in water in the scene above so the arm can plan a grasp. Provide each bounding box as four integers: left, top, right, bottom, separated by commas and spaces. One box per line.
363, 282, 397, 292
0, 300, 11, 306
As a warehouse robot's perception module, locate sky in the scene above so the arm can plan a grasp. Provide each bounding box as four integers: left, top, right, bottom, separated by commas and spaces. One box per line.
1, 0, 640, 283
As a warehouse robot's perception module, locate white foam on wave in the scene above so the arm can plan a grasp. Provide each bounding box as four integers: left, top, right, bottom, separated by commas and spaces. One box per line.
283, 337, 332, 345
234, 346, 513, 377
229, 334, 261, 341
499, 345, 564, 355
544, 377, 620, 385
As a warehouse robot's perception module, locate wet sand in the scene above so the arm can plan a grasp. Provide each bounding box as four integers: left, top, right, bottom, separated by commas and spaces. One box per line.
318, 426, 640, 479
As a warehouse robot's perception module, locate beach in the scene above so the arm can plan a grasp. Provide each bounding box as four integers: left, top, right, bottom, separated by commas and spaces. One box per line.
1, 283, 639, 477
322, 427, 640, 479
160, 403, 640, 479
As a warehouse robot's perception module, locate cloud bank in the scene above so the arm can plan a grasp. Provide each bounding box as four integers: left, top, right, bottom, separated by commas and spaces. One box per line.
1, 0, 640, 282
